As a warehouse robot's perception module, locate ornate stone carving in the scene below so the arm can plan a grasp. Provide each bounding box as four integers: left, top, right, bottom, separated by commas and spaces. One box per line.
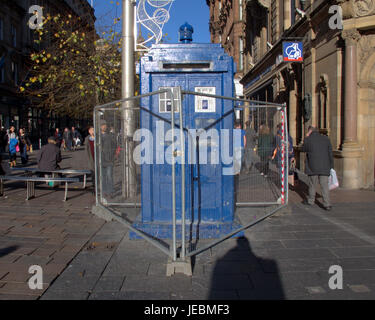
352, 0, 375, 17
358, 35, 375, 65
341, 29, 361, 46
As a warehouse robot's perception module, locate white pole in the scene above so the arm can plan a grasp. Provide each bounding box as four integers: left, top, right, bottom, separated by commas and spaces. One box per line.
122, 0, 136, 197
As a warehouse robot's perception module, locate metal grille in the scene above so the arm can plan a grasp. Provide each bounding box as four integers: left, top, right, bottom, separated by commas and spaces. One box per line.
93, 89, 288, 262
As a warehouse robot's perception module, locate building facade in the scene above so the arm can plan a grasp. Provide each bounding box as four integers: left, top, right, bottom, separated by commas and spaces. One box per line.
207, 0, 246, 98
207, 0, 375, 189
0, 0, 95, 144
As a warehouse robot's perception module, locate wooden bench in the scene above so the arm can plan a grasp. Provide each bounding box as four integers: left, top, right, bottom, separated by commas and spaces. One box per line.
0, 176, 80, 201
10, 168, 91, 189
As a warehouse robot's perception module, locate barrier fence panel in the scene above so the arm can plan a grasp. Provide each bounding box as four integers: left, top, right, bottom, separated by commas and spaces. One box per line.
93, 89, 288, 266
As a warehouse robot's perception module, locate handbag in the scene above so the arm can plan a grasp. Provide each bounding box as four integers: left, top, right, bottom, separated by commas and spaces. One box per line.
15, 144, 20, 153
328, 169, 339, 190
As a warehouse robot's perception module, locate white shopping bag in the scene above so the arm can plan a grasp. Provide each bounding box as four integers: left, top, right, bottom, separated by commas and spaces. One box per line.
328, 169, 339, 190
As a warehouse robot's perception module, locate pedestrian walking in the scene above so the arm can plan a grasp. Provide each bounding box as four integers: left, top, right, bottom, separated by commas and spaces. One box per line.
85, 126, 95, 192
63, 127, 73, 151
233, 121, 246, 198
100, 120, 116, 199
257, 124, 274, 177
301, 126, 334, 211
54, 128, 62, 148
18, 128, 31, 165
72, 126, 82, 150
243, 120, 257, 173
7, 126, 18, 167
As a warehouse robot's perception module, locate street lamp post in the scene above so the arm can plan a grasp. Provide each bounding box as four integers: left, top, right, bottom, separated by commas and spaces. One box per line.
122, 0, 137, 198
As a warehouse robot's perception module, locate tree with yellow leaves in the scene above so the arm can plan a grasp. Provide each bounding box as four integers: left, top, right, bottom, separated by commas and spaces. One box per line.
20, 13, 136, 118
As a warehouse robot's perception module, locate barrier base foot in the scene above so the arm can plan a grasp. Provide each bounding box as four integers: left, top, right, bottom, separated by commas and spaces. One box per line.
91, 205, 113, 222
166, 257, 192, 277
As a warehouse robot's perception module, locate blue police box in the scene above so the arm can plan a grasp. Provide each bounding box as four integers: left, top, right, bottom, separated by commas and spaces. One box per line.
131, 23, 242, 239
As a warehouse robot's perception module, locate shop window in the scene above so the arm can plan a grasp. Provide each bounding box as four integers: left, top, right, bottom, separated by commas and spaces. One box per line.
11, 24, 17, 48
0, 17, 3, 41
11, 61, 18, 85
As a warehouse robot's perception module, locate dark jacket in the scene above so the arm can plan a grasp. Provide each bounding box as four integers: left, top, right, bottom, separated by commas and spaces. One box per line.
245, 127, 257, 149
274, 131, 294, 164
63, 130, 73, 143
257, 133, 274, 160
37, 143, 62, 171
100, 131, 116, 167
84, 135, 95, 171
301, 131, 334, 176
19, 134, 31, 149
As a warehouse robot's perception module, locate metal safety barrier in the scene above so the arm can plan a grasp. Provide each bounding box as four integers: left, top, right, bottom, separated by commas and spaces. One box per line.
93, 88, 289, 272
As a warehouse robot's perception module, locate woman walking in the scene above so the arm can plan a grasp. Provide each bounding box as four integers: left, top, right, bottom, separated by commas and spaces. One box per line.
7, 126, 18, 167
19, 128, 31, 165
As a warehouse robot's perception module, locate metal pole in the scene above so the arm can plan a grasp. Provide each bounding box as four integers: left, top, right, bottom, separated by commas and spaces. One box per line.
171, 89, 177, 261
177, 87, 186, 259
122, 0, 137, 198
94, 110, 99, 206
283, 104, 289, 205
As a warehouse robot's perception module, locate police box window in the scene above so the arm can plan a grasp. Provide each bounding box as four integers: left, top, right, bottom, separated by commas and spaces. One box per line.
159, 87, 179, 113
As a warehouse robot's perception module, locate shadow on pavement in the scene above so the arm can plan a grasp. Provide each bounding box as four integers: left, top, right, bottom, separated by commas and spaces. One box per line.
208, 237, 285, 300
0, 246, 19, 258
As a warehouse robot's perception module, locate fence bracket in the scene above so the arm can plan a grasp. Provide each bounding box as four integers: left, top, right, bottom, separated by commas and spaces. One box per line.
166, 257, 192, 277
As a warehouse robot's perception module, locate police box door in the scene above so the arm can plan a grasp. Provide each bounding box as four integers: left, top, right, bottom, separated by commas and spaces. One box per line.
148, 76, 190, 222
187, 76, 232, 224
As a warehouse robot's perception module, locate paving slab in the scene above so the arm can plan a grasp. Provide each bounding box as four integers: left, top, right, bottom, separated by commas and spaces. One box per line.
2, 150, 375, 300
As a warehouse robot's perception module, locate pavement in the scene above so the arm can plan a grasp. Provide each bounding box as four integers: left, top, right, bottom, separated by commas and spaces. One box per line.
1, 148, 375, 300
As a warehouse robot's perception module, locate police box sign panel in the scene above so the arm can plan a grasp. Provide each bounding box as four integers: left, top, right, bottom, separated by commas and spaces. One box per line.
283, 42, 303, 62
195, 87, 216, 113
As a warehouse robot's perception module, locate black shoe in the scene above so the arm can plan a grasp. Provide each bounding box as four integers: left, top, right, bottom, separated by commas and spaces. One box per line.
323, 206, 332, 211
302, 200, 312, 206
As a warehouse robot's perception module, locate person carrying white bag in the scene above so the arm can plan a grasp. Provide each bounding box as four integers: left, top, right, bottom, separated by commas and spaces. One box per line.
301, 126, 334, 211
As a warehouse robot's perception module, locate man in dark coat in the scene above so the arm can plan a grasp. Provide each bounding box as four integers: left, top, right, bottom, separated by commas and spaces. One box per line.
244, 121, 257, 173
100, 120, 116, 198
37, 136, 62, 171
301, 126, 334, 210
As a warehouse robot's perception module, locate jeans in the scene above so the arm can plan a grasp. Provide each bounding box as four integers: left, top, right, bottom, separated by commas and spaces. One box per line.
244, 148, 255, 171
308, 175, 331, 207
102, 165, 114, 195
20, 145, 28, 164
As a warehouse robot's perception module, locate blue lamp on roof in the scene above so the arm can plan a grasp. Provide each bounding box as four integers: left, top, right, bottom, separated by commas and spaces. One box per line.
179, 22, 194, 43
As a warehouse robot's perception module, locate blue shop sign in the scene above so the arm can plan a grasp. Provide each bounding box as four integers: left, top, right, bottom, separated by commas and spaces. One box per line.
283, 42, 303, 62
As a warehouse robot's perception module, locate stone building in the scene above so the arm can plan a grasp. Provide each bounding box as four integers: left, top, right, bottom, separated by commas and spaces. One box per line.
207, 0, 247, 98
0, 0, 95, 143
207, 0, 375, 189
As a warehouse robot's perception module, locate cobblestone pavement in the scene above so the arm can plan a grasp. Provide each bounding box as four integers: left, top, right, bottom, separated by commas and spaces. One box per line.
1, 149, 375, 300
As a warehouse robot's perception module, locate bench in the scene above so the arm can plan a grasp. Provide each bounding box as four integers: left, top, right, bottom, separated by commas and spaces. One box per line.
0, 176, 80, 201
10, 168, 91, 189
